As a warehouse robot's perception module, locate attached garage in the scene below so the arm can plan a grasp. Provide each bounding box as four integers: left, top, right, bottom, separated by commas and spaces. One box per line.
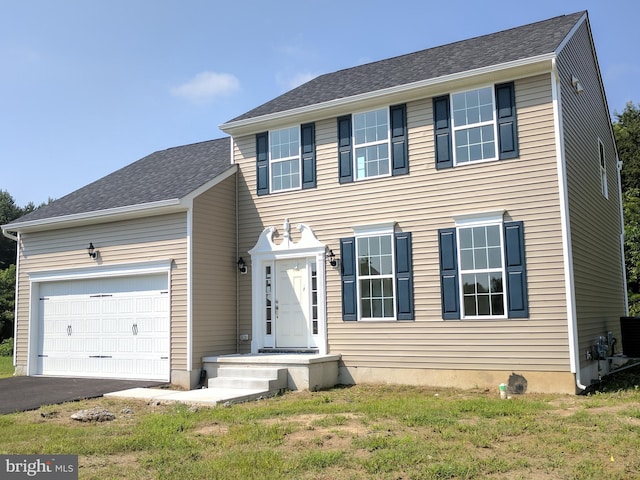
32, 270, 170, 381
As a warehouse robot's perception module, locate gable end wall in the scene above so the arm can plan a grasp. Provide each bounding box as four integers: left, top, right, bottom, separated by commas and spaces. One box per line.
556, 20, 626, 370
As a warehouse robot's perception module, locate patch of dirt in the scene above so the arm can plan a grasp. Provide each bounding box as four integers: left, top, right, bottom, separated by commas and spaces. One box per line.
192, 423, 229, 436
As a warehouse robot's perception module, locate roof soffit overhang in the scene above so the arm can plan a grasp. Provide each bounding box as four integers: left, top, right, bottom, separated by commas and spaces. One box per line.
220, 54, 557, 136
1, 164, 238, 236
1, 199, 187, 235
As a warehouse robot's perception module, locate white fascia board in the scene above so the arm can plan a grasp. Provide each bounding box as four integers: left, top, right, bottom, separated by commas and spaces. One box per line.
2, 199, 185, 234
220, 54, 555, 136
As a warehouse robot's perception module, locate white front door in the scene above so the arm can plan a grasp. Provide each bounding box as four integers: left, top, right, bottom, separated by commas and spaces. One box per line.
275, 259, 310, 348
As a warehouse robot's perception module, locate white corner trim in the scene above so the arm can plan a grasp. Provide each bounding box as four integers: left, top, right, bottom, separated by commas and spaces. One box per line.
453, 210, 505, 226
351, 221, 396, 236
29, 259, 173, 283
551, 61, 582, 387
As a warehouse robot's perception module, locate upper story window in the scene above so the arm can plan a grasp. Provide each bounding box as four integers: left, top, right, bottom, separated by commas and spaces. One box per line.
598, 139, 608, 198
255, 123, 316, 196
338, 104, 408, 184
452, 87, 497, 164
354, 108, 390, 180
270, 127, 301, 192
434, 82, 518, 170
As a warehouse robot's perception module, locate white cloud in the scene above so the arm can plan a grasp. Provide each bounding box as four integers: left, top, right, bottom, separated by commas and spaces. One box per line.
277, 72, 318, 91
171, 71, 240, 104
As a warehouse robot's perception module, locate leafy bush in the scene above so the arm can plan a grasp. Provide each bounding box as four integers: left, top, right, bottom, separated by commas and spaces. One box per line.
0, 338, 13, 356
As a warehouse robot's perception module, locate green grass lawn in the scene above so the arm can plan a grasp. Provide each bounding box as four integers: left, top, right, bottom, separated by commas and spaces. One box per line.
0, 356, 13, 379
1, 378, 640, 480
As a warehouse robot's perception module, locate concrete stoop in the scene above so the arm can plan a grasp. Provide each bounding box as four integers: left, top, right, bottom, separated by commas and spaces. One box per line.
208, 366, 288, 393
106, 353, 340, 407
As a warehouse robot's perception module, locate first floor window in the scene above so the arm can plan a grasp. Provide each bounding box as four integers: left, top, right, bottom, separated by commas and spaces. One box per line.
438, 219, 528, 320
358, 235, 395, 318
340, 229, 414, 321
459, 224, 505, 317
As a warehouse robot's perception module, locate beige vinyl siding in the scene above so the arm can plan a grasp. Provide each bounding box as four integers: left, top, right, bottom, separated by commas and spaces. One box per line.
191, 175, 238, 367
556, 21, 626, 355
13, 212, 188, 372
235, 73, 571, 372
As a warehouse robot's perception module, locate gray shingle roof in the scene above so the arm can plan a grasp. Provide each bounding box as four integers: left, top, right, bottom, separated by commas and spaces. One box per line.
226, 12, 585, 123
9, 137, 232, 225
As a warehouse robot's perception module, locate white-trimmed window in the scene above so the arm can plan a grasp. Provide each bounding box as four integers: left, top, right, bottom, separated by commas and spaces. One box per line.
270, 126, 301, 192
354, 108, 390, 179
357, 234, 395, 319
458, 222, 506, 318
599, 139, 608, 198
452, 86, 497, 164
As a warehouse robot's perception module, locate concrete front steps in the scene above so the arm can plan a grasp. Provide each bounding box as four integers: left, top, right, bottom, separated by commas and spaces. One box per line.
106, 354, 341, 408
202, 353, 341, 392
206, 365, 288, 403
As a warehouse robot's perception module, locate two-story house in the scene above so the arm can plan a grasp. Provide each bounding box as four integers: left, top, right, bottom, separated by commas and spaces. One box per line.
2, 11, 627, 393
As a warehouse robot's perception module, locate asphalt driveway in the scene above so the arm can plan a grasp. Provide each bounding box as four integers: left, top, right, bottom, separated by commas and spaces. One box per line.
0, 376, 164, 414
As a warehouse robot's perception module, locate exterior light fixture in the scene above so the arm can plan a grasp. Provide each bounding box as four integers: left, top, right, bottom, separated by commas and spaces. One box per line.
87, 243, 98, 259
237, 257, 248, 274
327, 249, 338, 267
571, 75, 584, 94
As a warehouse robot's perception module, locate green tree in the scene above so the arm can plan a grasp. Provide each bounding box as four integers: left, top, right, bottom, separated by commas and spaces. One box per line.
614, 102, 640, 192
0, 264, 15, 341
0, 190, 22, 269
614, 102, 640, 315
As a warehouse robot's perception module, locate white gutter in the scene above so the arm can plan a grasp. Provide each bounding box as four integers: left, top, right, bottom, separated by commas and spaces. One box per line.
220, 53, 556, 135
551, 59, 587, 391
2, 198, 183, 234
2, 228, 17, 241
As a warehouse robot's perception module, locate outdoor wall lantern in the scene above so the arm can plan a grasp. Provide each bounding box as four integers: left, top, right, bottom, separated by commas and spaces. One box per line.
571, 75, 584, 94
237, 257, 248, 274
327, 249, 338, 267
87, 243, 98, 259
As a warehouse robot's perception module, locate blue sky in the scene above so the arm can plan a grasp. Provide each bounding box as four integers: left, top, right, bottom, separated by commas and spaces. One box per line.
2, 0, 639, 207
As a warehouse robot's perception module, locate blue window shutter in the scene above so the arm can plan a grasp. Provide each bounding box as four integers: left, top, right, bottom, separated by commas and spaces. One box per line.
504, 221, 528, 318
301, 122, 316, 189
340, 237, 357, 321
495, 82, 519, 160
390, 104, 408, 176
338, 115, 353, 183
433, 95, 453, 170
394, 232, 414, 320
256, 132, 269, 196
438, 228, 460, 319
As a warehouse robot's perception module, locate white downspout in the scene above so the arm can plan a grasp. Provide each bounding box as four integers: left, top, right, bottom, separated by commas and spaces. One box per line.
1, 227, 18, 242
551, 59, 587, 391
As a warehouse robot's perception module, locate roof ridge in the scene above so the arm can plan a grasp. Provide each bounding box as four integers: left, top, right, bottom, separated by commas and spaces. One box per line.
324, 12, 584, 78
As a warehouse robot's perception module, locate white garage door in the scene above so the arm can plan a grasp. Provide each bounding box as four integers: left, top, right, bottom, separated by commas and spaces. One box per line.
37, 274, 170, 381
